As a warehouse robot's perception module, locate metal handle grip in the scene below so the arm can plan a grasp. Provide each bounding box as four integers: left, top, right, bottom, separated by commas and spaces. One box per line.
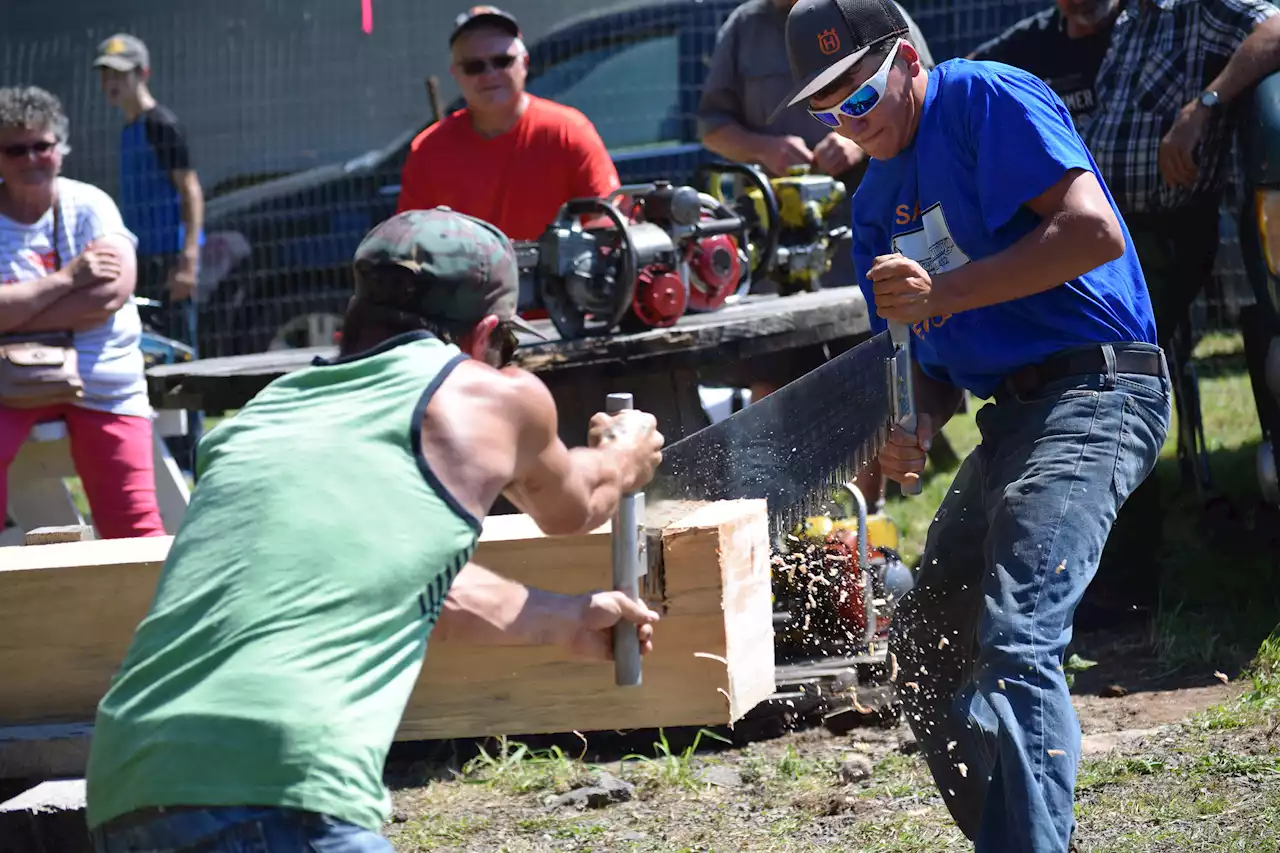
606, 392, 643, 687
888, 322, 923, 497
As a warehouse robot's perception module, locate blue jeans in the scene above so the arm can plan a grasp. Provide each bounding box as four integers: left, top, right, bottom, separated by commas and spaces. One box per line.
89, 806, 393, 853
888, 343, 1171, 853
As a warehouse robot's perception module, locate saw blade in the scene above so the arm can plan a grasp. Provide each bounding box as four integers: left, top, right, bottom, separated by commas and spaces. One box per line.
647, 329, 896, 539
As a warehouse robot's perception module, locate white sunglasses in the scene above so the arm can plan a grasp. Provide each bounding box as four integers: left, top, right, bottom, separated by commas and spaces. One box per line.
808, 39, 903, 128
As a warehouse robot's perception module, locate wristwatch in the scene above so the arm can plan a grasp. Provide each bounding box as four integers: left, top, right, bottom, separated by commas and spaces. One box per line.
1199, 90, 1221, 111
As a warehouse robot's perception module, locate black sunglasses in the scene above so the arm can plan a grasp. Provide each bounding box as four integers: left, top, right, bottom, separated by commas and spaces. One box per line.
1, 140, 57, 159
457, 53, 518, 76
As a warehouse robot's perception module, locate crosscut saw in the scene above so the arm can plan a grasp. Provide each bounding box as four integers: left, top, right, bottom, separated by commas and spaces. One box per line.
607, 319, 921, 684
650, 319, 920, 537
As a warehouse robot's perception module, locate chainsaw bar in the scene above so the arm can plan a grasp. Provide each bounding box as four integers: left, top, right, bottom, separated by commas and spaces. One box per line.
647, 330, 897, 539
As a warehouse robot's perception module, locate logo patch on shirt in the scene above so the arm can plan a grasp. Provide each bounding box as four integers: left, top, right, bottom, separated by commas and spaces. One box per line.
891, 202, 968, 338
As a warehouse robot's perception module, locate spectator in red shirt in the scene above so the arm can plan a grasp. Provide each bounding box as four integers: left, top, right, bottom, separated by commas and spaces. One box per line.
396, 6, 621, 242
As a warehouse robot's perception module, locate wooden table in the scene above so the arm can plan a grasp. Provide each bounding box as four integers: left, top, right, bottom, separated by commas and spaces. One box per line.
147, 288, 874, 449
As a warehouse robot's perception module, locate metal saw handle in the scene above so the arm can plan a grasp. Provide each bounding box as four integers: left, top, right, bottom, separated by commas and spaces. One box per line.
606, 392, 644, 687
888, 322, 922, 497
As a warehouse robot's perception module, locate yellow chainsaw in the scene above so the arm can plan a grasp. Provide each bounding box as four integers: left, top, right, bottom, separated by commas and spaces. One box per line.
697, 161, 851, 295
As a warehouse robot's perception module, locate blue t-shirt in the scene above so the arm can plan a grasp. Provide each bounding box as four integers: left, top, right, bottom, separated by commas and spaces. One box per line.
852, 59, 1156, 399
119, 105, 203, 258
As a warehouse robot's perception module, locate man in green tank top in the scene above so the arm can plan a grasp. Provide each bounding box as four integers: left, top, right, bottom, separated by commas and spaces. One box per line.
84, 207, 665, 853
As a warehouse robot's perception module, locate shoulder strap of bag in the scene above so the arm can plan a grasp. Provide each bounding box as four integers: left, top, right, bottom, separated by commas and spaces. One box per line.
50, 181, 63, 270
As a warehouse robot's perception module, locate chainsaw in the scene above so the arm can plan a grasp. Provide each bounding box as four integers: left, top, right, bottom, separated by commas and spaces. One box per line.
696, 161, 851, 296
514, 180, 760, 340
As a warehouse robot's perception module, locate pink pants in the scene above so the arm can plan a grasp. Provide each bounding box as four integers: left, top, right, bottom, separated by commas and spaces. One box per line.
0, 402, 167, 539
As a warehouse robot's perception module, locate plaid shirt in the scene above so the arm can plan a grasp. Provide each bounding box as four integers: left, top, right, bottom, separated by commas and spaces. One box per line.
1079, 0, 1279, 214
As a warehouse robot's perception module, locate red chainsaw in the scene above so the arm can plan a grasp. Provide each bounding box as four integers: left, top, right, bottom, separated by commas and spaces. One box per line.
515, 179, 775, 339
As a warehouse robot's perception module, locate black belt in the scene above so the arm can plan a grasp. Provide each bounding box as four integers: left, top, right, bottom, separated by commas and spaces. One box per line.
1003, 345, 1165, 398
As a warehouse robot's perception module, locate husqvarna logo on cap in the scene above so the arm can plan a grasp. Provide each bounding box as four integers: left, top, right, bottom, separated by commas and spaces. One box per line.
817, 28, 841, 55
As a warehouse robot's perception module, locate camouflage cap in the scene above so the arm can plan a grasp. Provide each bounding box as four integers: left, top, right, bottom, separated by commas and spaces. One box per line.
353, 207, 546, 339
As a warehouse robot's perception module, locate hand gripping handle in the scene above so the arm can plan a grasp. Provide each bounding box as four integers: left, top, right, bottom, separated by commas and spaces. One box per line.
888, 322, 922, 497
606, 392, 644, 687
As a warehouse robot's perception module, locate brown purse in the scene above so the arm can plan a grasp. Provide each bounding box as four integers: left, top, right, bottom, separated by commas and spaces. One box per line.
0, 196, 84, 409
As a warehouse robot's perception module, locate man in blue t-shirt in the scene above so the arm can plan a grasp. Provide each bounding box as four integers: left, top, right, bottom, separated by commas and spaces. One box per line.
773, 1, 1172, 851
95, 33, 206, 472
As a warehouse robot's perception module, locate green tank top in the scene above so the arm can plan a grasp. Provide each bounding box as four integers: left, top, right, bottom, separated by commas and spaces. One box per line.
85, 332, 481, 833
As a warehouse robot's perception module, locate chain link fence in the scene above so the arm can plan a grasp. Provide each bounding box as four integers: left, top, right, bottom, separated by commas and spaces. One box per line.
1, 0, 1251, 358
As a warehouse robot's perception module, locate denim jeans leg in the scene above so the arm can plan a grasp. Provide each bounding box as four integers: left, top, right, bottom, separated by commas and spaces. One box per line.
90, 806, 395, 853
888, 450, 993, 841
969, 371, 1169, 853
889, 361, 1170, 853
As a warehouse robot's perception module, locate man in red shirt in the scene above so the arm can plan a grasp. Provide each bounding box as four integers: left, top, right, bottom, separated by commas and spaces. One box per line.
396, 6, 621, 241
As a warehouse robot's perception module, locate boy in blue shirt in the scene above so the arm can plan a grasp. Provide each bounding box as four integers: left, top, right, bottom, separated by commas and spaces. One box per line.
773, 1, 1172, 851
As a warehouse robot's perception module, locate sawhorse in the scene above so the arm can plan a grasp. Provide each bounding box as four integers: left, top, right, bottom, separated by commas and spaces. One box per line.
0, 410, 190, 547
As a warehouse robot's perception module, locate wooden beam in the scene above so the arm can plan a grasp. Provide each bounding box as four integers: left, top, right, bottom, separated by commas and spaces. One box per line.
0, 500, 774, 752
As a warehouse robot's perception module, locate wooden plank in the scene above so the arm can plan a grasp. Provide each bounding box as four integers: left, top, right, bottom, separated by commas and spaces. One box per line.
22, 527, 94, 547
0, 500, 774, 748
147, 289, 872, 414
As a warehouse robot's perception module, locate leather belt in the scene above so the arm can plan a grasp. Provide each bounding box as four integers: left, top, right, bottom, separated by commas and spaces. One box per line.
1003, 346, 1164, 398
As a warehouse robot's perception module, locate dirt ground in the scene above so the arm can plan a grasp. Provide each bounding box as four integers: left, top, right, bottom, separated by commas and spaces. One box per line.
379, 623, 1275, 853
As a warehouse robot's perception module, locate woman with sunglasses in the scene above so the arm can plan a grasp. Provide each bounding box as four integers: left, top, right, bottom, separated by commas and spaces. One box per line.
0, 85, 165, 540
775, 2, 1170, 853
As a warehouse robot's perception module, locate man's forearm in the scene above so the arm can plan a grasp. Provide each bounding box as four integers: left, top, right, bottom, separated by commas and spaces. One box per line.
931, 198, 1124, 317
1210, 15, 1280, 106
179, 177, 204, 258
701, 122, 773, 166
434, 562, 581, 648
914, 361, 965, 432
0, 271, 76, 333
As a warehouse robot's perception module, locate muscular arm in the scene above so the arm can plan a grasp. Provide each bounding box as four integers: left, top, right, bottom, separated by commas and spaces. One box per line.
19, 234, 137, 332
930, 168, 1125, 316
499, 373, 634, 536
422, 361, 654, 538
433, 562, 582, 647
0, 270, 75, 333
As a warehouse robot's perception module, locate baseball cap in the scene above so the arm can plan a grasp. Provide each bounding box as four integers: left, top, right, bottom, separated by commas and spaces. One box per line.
769, 0, 910, 123
353, 207, 547, 339
449, 5, 522, 46
93, 33, 150, 72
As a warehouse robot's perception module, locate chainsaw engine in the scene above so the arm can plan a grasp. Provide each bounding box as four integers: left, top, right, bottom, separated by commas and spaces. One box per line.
697, 161, 851, 296
516, 181, 753, 340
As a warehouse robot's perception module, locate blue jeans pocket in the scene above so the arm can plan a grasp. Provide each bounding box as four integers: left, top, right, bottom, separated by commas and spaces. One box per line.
1112, 389, 1170, 504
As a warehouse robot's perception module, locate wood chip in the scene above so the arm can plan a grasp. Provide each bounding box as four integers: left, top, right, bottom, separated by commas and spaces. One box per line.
889, 652, 899, 682
937, 637, 950, 649
957, 762, 968, 778
1047, 749, 1066, 757
998, 679, 1006, 690
694, 652, 729, 665
904, 681, 920, 691
1215, 670, 1230, 684
1055, 561, 1066, 574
